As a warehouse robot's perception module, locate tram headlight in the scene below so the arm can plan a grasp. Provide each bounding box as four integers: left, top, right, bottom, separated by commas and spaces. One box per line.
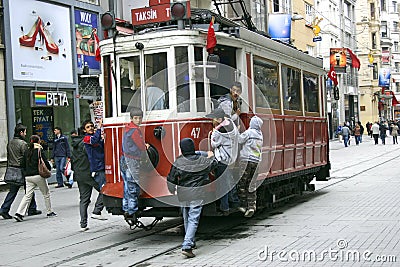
135, 42, 144, 50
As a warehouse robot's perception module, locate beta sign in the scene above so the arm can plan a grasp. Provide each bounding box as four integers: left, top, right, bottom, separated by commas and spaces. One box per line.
31, 91, 69, 107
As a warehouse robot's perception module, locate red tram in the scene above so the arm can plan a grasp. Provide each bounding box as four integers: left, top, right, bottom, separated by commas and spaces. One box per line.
98, 10, 330, 225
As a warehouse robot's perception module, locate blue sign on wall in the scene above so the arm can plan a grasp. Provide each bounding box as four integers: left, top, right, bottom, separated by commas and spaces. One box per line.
268, 14, 292, 43
75, 10, 100, 70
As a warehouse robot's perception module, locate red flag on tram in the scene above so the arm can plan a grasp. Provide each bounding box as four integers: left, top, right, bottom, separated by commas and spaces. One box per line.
94, 30, 101, 62
328, 65, 338, 85
347, 48, 360, 70
206, 17, 216, 54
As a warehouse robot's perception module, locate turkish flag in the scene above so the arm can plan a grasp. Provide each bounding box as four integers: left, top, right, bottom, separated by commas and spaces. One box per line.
347, 48, 360, 70
206, 18, 216, 54
93, 31, 101, 62
328, 65, 338, 85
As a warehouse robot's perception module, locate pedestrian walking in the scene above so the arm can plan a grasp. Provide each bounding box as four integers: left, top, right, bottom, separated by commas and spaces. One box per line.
14, 135, 56, 222
354, 123, 361, 145
120, 108, 148, 225
82, 119, 107, 220
391, 123, 398, 144
51, 127, 71, 188
379, 122, 388, 145
71, 127, 106, 231
167, 138, 217, 258
371, 122, 380, 145
206, 108, 239, 215
63, 129, 79, 188
358, 121, 364, 143
237, 116, 263, 218
0, 124, 41, 220
341, 123, 351, 147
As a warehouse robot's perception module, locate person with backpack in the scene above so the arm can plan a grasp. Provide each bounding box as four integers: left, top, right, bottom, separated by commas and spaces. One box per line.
120, 108, 149, 225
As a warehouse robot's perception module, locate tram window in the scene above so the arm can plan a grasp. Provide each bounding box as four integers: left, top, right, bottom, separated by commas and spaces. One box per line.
175, 46, 190, 112
282, 66, 301, 111
303, 73, 319, 113
194, 46, 205, 112
103, 55, 113, 118
253, 57, 279, 109
120, 56, 141, 113
145, 53, 168, 111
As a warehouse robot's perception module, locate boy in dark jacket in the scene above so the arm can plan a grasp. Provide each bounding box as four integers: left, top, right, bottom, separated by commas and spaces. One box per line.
51, 127, 71, 188
120, 107, 148, 225
82, 119, 106, 220
71, 128, 106, 231
167, 138, 217, 258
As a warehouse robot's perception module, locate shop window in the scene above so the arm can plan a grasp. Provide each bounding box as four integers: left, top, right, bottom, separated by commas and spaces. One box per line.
303, 73, 319, 113
282, 66, 301, 111
145, 53, 169, 111
175, 46, 190, 112
254, 57, 279, 109
120, 56, 141, 113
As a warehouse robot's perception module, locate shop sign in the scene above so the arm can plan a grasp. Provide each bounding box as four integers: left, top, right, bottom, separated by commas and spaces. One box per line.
32, 107, 54, 148
31, 91, 69, 107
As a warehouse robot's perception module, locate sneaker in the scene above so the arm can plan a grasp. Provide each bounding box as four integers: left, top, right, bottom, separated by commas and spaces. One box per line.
63, 181, 72, 188
80, 227, 89, 232
0, 211, 12, 220
237, 207, 246, 213
47, 212, 57, 217
244, 209, 255, 218
28, 210, 42, 216
182, 249, 195, 258
91, 213, 107, 220
14, 213, 24, 222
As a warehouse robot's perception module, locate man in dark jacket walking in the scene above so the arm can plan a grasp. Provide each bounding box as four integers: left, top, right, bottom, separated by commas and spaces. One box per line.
71, 128, 106, 231
167, 138, 217, 258
51, 127, 71, 188
0, 124, 41, 219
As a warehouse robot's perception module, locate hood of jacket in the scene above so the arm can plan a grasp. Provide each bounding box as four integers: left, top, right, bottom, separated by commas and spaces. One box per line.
250, 116, 263, 131
71, 135, 84, 148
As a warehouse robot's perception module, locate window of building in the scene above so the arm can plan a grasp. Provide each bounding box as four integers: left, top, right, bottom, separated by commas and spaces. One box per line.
273, 0, 280, 12
373, 63, 378, 79
307, 45, 314, 56
381, 21, 388, 37
372, 32, 377, 48
392, 1, 398, 12
371, 3, 376, 18
303, 73, 319, 113
282, 66, 301, 111
305, 3, 313, 25
273, 0, 290, 13
395, 41, 399, 52
394, 21, 399, 32
381, 0, 387, 11
395, 62, 400, 71
253, 57, 280, 109
252, 0, 266, 31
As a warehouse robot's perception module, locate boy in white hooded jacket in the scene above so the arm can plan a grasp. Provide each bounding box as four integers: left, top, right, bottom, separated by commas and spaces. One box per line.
237, 116, 263, 217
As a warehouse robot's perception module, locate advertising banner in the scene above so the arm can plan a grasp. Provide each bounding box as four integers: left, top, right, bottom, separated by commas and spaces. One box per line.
329, 48, 347, 67
32, 107, 54, 149
268, 14, 291, 43
75, 10, 100, 70
378, 68, 391, 87
9, 0, 73, 83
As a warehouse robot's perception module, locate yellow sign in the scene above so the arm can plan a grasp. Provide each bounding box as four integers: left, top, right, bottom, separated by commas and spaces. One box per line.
368, 53, 374, 64
312, 17, 323, 36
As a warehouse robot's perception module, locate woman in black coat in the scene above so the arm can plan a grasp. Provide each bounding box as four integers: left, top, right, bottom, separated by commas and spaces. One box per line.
14, 135, 56, 222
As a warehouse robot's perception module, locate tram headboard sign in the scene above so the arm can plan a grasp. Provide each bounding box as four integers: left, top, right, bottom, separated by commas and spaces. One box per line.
131, 0, 190, 25
31, 91, 69, 107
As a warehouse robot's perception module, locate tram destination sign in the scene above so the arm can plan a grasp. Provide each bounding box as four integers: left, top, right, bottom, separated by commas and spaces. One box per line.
131, 1, 190, 25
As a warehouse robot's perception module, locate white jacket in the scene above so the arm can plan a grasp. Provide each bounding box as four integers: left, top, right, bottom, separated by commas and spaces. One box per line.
211, 118, 239, 165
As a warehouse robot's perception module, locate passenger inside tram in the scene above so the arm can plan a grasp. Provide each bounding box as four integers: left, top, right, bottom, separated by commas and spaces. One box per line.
145, 78, 165, 111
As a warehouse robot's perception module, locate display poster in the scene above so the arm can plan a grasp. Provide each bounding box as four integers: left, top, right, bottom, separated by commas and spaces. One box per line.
9, 0, 73, 83
329, 48, 347, 67
75, 9, 100, 70
32, 107, 54, 149
89, 101, 104, 126
378, 68, 391, 87
268, 14, 291, 43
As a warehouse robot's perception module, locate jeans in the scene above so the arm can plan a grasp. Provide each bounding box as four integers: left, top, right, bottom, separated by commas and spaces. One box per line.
0, 184, 37, 214
181, 200, 203, 250
77, 178, 103, 228
355, 136, 361, 145
380, 134, 386, 144
215, 162, 239, 211
373, 134, 379, 144
55, 156, 66, 186
93, 171, 106, 189
120, 157, 140, 215
343, 135, 349, 147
